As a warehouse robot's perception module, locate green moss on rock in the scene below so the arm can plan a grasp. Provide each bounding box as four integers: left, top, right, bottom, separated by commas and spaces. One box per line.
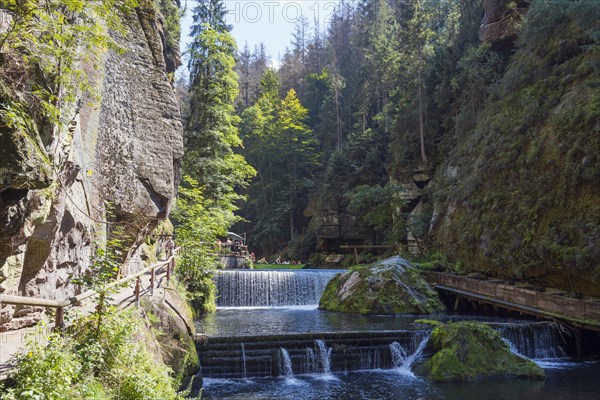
422, 321, 545, 382
140, 287, 200, 380
319, 256, 444, 315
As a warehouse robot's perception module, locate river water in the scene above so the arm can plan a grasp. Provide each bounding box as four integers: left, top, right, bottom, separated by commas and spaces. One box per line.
195, 269, 600, 399
201, 362, 600, 400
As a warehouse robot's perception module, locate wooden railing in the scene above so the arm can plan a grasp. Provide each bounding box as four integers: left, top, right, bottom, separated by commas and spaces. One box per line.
0, 247, 180, 330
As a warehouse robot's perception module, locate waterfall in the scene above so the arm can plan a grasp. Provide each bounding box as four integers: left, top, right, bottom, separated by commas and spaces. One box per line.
280, 348, 293, 376
315, 339, 333, 374
215, 270, 339, 307
304, 348, 317, 374
241, 343, 247, 379
389, 335, 429, 376
300, 341, 332, 375
497, 323, 566, 359
390, 342, 408, 368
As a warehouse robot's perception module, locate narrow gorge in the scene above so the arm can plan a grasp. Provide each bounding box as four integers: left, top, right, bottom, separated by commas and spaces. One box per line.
1, 0, 599, 399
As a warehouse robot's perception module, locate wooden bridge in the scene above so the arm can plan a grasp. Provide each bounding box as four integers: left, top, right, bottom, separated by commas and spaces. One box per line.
422, 271, 600, 333
424, 272, 600, 332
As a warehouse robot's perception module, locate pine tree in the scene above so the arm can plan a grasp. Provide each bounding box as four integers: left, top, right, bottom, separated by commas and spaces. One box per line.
185, 0, 254, 204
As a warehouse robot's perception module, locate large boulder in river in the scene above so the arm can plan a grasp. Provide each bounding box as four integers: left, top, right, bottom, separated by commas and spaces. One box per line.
418, 321, 545, 381
319, 256, 444, 315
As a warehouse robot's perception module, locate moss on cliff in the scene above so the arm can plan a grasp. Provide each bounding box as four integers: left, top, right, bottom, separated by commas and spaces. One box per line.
0, 82, 52, 190
431, 1, 600, 295
140, 285, 200, 379
319, 256, 444, 315
421, 321, 545, 382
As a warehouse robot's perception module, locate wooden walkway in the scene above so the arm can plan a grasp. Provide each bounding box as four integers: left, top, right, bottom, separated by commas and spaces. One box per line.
0, 253, 178, 381
422, 272, 600, 332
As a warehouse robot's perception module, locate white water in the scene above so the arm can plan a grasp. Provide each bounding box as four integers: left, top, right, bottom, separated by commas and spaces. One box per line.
500, 322, 571, 371
280, 348, 293, 376
389, 335, 429, 377
304, 348, 317, 374
241, 343, 247, 380
315, 339, 333, 375
503, 335, 574, 371
498, 323, 566, 359
215, 270, 340, 307
389, 342, 408, 367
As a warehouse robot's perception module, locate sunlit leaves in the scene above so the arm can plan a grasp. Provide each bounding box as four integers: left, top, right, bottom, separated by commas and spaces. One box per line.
0, 0, 138, 132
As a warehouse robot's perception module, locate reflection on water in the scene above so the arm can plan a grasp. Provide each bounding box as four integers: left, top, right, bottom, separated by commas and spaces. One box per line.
201, 361, 600, 400
196, 307, 433, 336
197, 270, 600, 399
196, 307, 535, 337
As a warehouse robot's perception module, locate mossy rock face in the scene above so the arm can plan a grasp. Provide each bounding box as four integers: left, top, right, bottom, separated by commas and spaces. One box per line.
421, 321, 545, 382
319, 256, 444, 315
141, 288, 199, 379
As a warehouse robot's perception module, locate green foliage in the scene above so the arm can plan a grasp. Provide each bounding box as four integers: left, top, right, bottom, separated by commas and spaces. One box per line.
4, 312, 182, 400
236, 73, 317, 256
180, 0, 255, 311
185, 23, 255, 204
156, 0, 183, 61
172, 176, 237, 313
432, 0, 600, 292
0, 0, 138, 134
346, 183, 405, 242
70, 204, 132, 333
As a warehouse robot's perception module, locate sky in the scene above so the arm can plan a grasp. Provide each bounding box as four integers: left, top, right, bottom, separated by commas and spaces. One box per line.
179, 1, 349, 71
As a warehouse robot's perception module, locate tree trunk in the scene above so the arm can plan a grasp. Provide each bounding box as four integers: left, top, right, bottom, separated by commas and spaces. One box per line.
289, 174, 294, 240
418, 69, 428, 165
335, 82, 342, 149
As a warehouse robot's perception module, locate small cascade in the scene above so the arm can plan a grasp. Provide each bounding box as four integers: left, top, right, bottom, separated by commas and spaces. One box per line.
497, 323, 567, 359
280, 348, 294, 376
403, 335, 429, 368
240, 343, 248, 379
215, 270, 339, 307
359, 348, 384, 370
198, 330, 428, 378
304, 348, 318, 374
315, 339, 333, 374
389, 335, 429, 376
389, 342, 408, 368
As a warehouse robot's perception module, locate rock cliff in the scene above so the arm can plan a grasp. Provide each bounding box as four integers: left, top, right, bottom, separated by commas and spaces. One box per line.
0, 2, 183, 330
429, 1, 599, 296
310, 1, 599, 298
479, 0, 529, 48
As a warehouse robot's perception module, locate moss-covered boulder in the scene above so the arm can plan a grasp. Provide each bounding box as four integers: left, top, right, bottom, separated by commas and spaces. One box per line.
421, 321, 545, 381
319, 256, 444, 314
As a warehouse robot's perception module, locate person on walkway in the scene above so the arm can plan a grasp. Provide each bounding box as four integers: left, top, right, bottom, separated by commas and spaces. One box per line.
166, 236, 175, 259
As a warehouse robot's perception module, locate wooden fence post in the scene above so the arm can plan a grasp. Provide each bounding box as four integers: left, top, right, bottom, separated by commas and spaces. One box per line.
150, 268, 155, 296
166, 259, 171, 287
135, 277, 141, 308
54, 307, 64, 332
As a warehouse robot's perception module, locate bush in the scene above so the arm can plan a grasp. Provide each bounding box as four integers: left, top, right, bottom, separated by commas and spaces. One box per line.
4, 311, 183, 400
